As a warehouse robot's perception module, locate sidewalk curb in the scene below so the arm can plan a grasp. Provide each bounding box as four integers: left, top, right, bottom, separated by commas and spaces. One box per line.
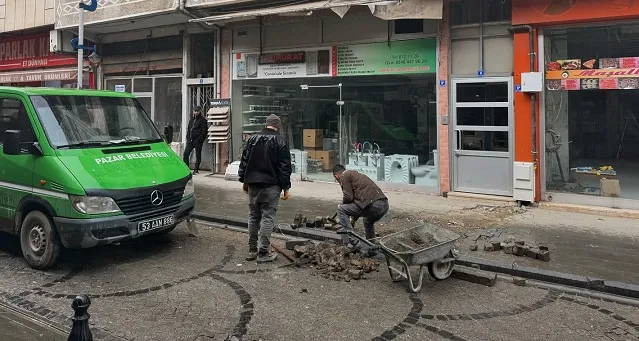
192, 211, 639, 299
539, 202, 639, 219
192, 211, 341, 242
456, 255, 639, 299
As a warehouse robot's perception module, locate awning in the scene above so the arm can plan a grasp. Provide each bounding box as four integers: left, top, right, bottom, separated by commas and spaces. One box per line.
189, 0, 415, 23
0, 68, 78, 84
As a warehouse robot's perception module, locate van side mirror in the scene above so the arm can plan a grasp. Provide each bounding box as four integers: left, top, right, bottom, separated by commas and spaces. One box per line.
3, 130, 21, 155
163, 125, 173, 144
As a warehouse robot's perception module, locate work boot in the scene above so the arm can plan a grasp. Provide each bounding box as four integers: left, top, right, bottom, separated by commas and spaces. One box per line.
193, 170, 199, 175
256, 252, 278, 263
246, 251, 258, 261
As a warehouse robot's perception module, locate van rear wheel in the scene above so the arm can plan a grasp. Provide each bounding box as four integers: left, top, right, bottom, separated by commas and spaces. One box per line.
20, 211, 62, 270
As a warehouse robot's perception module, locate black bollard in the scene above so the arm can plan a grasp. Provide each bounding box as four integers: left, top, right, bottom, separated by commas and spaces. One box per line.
68, 295, 93, 341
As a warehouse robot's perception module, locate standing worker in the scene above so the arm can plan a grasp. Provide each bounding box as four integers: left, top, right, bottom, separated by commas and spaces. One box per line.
239, 114, 292, 262
183, 106, 207, 175
332, 164, 389, 241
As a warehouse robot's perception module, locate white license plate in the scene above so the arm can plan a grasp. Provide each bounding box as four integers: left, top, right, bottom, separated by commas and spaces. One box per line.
138, 215, 175, 233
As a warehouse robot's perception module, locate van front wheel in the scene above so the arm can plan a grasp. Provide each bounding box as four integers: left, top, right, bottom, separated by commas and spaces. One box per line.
20, 211, 62, 270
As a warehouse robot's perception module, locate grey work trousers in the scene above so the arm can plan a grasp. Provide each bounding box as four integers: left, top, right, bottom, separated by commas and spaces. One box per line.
338, 199, 389, 240
248, 185, 281, 254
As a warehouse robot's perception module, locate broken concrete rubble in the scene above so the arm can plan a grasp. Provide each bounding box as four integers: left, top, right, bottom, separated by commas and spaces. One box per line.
293, 242, 381, 282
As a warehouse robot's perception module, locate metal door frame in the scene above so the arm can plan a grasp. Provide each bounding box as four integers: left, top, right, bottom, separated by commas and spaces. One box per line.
450, 77, 514, 196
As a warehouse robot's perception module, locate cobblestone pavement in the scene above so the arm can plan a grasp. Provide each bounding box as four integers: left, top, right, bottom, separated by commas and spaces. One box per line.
2, 224, 639, 341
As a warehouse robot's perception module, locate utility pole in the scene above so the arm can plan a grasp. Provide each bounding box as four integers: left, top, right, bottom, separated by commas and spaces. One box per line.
75, 0, 98, 89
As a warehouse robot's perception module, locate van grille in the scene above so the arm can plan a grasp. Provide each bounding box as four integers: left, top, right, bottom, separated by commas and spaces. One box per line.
115, 188, 184, 216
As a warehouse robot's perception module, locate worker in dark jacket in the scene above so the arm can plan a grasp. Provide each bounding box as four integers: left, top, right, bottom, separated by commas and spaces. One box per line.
239, 114, 292, 262
183, 106, 207, 174
333, 164, 389, 240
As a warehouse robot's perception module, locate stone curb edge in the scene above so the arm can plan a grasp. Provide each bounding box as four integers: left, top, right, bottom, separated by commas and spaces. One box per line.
456, 255, 639, 300
192, 211, 639, 300
192, 211, 342, 242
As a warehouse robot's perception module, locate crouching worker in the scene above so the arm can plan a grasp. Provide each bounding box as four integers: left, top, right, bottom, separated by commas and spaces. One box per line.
332, 164, 389, 240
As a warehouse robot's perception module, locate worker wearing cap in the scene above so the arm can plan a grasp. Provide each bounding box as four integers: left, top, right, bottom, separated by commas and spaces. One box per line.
183, 106, 207, 174
239, 114, 292, 262
333, 164, 389, 241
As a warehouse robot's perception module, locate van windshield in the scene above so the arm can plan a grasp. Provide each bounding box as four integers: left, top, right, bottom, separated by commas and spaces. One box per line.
30, 95, 163, 149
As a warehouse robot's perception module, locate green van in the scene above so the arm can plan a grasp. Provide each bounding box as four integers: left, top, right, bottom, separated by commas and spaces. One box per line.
0, 87, 195, 270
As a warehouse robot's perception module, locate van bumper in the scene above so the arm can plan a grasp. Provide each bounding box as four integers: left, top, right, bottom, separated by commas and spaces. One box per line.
54, 196, 195, 249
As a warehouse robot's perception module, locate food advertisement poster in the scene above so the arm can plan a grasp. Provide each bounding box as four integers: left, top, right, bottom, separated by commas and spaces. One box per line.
233, 38, 436, 80
545, 57, 639, 91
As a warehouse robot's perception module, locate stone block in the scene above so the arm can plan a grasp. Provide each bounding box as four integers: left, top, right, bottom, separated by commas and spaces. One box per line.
501, 243, 514, 254
469, 244, 478, 251
491, 241, 502, 251
451, 267, 497, 287
538, 244, 549, 251
515, 240, 525, 246
285, 239, 310, 250
513, 277, 527, 286
537, 250, 551, 262
513, 244, 528, 256
483, 244, 493, 252
526, 247, 539, 259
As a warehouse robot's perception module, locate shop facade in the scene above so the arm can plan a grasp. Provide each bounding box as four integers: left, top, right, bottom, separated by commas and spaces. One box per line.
0, 31, 89, 88
512, 0, 639, 209
223, 8, 442, 191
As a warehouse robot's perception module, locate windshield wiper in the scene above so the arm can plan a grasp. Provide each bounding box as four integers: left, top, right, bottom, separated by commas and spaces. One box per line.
109, 137, 163, 146
56, 141, 111, 149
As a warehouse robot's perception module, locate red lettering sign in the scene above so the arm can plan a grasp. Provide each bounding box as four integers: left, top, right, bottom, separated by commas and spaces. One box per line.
0, 33, 77, 72
258, 52, 306, 65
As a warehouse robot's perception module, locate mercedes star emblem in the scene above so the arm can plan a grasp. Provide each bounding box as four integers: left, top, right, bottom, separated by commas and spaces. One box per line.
150, 190, 164, 206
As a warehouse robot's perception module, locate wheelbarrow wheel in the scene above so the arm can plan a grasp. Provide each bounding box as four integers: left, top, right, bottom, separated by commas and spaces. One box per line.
428, 252, 455, 280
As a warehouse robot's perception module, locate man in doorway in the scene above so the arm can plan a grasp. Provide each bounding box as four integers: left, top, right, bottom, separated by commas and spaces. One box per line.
333, 164, 389, 241
239, 114, 292, 262
183, 106, 207, 174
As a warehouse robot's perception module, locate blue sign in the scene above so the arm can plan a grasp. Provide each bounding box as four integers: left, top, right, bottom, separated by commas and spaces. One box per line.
439, 80, 446, 87
478, 70, 485, 77
515, 85, 522, 92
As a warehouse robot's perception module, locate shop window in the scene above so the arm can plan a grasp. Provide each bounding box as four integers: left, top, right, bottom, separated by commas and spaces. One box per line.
154, 77, 182, 142
544, 24, 639, 200
456, 82, 508, 102
233, 75, 438, 187
450, 0, 511, 26
459, 131, 508, 152
457, 107, 508, 126
0, 98, 35, 145
133, 78, 153, 93
394, 19, 424, 35
106, 79, 131, 92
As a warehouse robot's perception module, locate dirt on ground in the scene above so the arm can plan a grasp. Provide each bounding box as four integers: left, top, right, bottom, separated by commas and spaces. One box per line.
293, 242, 381, 282
373, 204, 528, 237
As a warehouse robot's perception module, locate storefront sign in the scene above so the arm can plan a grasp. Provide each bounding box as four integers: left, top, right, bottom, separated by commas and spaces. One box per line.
233, 38, 436, 80
0, 33, 77, 72
234, 48, 331, 80
258, 52, 305, 65
333, 39, 436, 76
513, 0, 639, 25
114, 85, 126, 92
546, 57, 639, 90
0, 69, 78, 83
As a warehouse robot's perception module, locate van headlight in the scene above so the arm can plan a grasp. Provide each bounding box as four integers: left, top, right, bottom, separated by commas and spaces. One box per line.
70, 196, 121, 214
183, 179, 195, 198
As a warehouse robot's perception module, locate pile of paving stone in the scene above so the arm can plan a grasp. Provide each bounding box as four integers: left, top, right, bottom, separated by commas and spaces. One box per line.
470, 236, 550, 262
293, 242, 381, 282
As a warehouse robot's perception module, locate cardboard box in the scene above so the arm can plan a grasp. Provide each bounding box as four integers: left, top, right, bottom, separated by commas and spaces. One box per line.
303, 129, 323, 148
315, 150, 337, 170
304, 149, 317, 159
600, 178, 620, 197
